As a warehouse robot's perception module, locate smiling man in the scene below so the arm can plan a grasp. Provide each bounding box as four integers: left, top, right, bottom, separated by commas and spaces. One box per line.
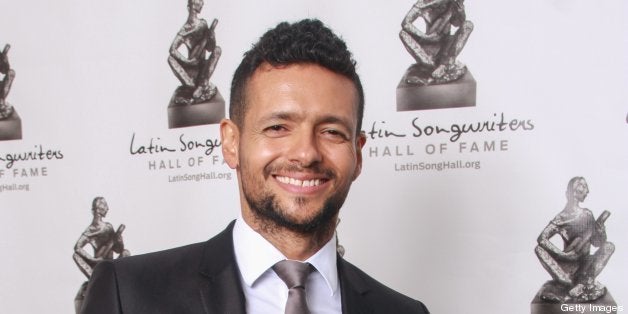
81, 19, 429, 314
225, 62, 362, 249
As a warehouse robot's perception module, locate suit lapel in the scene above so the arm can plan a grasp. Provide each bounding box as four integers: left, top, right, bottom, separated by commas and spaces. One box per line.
197, 221, 246, 314
195, 222, 376, 314
338, 256, 373, 314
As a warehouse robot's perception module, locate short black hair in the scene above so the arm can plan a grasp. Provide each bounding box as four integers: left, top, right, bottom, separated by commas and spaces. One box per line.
229, 19, 364, 133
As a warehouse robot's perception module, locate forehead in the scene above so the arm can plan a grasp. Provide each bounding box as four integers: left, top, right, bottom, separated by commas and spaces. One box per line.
244, 63, 359, 124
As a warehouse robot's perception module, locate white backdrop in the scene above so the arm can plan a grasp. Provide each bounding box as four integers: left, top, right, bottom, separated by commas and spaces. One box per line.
0, 0, 626, 313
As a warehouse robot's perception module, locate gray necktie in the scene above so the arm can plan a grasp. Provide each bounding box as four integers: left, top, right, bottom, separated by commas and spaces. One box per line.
272, 260, 314, 314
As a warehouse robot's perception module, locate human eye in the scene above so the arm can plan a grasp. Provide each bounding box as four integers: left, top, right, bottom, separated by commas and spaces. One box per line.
266, 125, 285, 131
322, 128, 350, 142
262, 124, 289, 137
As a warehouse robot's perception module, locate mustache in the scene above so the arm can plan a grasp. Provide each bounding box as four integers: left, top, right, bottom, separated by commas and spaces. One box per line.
264, 162, 335, 179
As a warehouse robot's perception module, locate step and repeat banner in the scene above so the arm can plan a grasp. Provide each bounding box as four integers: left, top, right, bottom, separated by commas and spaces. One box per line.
1, 0, 626, 313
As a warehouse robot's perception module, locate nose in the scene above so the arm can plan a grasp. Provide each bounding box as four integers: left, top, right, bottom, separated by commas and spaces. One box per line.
287, 131, 322, 167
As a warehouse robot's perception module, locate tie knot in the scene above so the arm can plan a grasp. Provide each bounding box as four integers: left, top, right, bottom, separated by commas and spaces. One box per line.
272, 260, 313, 289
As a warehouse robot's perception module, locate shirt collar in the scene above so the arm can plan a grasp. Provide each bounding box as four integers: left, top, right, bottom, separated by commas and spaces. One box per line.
232, 217, 339, 296
304, 228, 340, 296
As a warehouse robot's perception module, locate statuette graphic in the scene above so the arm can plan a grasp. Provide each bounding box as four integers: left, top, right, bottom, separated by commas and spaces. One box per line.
397, 0, 476, 111
531, 177, 616, 313
167, 0, 224, 128
0, 43, 22, 140
73, 197, 130, 313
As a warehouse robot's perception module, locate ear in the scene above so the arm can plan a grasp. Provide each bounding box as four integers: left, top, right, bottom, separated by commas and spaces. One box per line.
220, 119, 240, 169
352, 131, 367, 181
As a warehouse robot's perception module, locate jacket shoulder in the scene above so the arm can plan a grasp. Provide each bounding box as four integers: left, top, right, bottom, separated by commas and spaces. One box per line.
81, 221, 238, 313
339, 258, 430, 314
112, 220, 235, 277
113, 241, 206, 274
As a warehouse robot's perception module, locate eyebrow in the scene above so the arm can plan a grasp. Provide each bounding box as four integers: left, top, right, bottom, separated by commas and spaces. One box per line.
261, 111, 297, 122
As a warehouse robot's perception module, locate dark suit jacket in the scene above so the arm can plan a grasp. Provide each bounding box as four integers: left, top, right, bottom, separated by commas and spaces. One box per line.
81, 221, 429, 314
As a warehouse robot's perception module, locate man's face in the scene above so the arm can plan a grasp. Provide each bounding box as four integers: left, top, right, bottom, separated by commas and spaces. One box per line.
223, 63, 365, 234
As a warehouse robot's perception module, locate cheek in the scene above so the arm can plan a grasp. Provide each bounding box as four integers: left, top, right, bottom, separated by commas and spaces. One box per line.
322, 144, 358, 175
240, 138, 284, 170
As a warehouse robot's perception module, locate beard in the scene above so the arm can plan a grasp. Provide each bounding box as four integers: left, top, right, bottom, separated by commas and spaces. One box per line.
244, 192, 342, 235
241, 162, 350, 235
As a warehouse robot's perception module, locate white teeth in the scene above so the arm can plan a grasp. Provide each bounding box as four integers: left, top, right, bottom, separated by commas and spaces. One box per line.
277, 176, 321, 187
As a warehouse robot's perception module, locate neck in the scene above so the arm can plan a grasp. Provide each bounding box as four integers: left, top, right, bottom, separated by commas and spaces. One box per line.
242, 209, 335, 261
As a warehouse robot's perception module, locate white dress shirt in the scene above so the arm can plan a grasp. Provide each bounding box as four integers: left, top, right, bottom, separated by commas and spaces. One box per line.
232, 217, 342, 314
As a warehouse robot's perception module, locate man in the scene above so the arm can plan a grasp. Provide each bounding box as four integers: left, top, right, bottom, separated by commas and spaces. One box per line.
535, 177, 614, 302
168, 0, 221, 105
81, 19, 429, 314
399, 0, 473, 85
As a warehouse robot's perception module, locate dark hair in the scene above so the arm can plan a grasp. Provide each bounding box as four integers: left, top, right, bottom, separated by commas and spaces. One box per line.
229, 19, 364, 133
